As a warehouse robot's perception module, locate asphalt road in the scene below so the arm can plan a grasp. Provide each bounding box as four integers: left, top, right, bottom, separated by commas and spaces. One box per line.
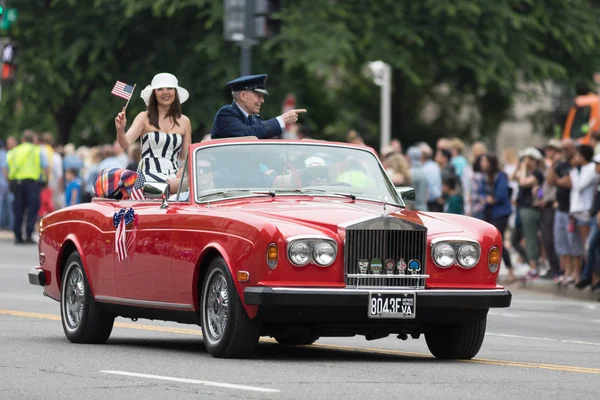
1, 238, 599, 400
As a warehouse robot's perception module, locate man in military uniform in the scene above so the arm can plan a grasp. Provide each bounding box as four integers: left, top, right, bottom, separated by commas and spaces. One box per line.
6, 130, 47, 244
211, 74, 306, 139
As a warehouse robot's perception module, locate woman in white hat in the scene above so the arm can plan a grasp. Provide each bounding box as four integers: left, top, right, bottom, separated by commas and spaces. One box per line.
115, 73, 191, 193
512, 147, 545, 279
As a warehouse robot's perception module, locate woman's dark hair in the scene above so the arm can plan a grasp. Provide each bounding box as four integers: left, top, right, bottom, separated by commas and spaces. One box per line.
482, 153, 500, 183
472, 154, 483, 173
147, 89, 182, 131
439, 148, 452, 163
442, 175, 458, 190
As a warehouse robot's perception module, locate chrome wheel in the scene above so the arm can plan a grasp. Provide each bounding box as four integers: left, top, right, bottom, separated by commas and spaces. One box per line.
205, 272, 229, 342
64, 264, 85, 331
60, 251, 114, 344
200, 257, 259, 358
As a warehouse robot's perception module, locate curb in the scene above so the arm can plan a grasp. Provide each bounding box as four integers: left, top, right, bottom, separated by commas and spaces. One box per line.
501, 278, 600, 302
0, 230, 13, 241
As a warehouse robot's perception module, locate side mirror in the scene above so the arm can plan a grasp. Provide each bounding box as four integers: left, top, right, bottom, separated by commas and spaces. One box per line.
142, 182, 170, 199
396, 186, 415, 201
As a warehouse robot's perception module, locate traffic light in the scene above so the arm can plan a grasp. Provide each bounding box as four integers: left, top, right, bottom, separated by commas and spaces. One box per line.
2, 62, 15, 81
0, 1, 17, 30
1, 43, 15, 81
0, 0, 5, 27
254, 0, 281, 38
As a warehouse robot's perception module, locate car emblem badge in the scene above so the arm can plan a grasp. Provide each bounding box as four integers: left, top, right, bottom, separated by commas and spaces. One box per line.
370, 258, 382, 274
358, 259, 369, 274
408, 259, 421, 273
384, 259, 395, 274
397, 258, 407, 274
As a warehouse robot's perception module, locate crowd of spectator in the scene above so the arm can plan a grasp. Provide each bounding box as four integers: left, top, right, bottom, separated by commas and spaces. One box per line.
370, 130, 600, 290
0, 131, 137, 239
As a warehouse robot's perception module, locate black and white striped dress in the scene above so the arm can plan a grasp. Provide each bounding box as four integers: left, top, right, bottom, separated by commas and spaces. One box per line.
139, 131, 183, 183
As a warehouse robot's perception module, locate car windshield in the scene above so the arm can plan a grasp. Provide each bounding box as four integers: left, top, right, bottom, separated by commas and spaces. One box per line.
193, 142, 402, 204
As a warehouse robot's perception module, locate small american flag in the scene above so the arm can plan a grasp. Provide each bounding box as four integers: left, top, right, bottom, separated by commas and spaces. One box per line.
287, 163, 302, 187
130, 172, 145, 200
111, 80, 135, 100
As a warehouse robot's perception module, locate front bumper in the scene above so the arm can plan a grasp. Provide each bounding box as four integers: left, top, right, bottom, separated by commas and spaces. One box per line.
245, 287, 511, 308
28, 267, 46, 286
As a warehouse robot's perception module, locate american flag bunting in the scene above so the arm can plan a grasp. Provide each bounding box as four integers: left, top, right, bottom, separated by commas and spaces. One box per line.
111, 80, 135, 100
115, 217, 127, 261
113, 208, 136, 262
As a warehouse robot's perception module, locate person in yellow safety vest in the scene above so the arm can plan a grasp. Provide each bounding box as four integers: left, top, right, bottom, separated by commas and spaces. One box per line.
6, 130, 48, 245
336, 157, 376, 188
38, 132, 64, 214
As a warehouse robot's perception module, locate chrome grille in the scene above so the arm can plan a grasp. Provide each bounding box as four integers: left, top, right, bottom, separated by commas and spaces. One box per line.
344, 217, 428, 289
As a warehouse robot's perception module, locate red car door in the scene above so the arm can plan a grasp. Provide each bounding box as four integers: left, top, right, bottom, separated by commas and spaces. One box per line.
74, 200, 120, 299
113, 202, 173, 303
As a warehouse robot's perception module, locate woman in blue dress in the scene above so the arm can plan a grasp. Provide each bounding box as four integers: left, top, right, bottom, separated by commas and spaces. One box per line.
481, 153, 516, 283
115, 73, 191, 193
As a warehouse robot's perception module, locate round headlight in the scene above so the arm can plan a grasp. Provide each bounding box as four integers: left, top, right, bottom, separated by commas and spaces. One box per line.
313, 241, 336, 266
457, 244, 480, 268
289, 241, 311, 266
433, 243, 456, 268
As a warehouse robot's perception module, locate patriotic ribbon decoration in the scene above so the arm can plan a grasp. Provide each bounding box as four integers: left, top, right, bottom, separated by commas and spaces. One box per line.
113, 207, 137, 262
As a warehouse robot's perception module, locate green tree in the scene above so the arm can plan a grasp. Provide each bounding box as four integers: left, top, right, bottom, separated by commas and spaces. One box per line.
272, 0, 600, 145
3, 0, 241, 144
3, 0, 600, 149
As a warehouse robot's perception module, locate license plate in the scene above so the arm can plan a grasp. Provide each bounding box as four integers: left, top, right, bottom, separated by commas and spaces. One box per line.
368, 292, 416, 319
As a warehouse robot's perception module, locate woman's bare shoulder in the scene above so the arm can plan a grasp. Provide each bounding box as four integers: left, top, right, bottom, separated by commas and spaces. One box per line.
132, 111, 148, 123
179, 115, 192, 133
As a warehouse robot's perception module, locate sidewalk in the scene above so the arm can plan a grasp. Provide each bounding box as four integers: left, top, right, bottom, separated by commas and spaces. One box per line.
498, 262, 600, 302
0, 229, 13, 241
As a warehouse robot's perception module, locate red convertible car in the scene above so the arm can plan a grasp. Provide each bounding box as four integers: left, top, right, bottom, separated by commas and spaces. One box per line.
29, 138, 511, 359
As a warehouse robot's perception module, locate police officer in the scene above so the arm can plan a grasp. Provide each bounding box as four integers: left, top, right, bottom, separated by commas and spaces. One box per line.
211, 74, 306, 139
6, 130, 47, 244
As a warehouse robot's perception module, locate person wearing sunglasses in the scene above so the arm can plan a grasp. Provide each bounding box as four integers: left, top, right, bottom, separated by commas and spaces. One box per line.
196, 158, 215, 192
168, 156, 214, 202
302, 156, 329, 187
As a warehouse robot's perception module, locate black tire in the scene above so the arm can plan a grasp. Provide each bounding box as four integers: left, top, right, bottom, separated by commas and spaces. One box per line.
60, 251, 114, 344
200, 257, 260, 358
424, 318, 487, 360
274, 332, 320, 346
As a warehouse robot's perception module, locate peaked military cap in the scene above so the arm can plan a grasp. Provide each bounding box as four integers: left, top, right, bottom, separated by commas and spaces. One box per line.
227, 74, 269, 95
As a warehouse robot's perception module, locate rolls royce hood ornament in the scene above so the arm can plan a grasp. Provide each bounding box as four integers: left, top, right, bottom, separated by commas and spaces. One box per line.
379, 196, 389, 217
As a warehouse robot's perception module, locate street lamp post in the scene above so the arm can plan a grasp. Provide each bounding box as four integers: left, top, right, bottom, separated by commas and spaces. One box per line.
367, 61, 392, 150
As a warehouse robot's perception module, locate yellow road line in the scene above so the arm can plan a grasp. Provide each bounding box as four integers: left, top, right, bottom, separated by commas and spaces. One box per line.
2, 309, 599, 375
1, 309, 62, 321
0, 309, 202, 335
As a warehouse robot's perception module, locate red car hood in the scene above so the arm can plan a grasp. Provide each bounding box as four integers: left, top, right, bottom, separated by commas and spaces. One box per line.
220, 198, 465, 235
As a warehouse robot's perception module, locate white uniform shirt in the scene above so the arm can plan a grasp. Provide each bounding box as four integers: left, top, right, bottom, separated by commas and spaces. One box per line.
569, 162, 598, 214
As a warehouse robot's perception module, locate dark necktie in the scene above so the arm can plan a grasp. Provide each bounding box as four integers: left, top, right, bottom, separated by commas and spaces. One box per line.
247, 115, 253, 125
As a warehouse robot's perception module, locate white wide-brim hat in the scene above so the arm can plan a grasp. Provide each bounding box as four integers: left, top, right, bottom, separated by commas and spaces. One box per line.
518, 147, 543, 161
140, 73, 189, 105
